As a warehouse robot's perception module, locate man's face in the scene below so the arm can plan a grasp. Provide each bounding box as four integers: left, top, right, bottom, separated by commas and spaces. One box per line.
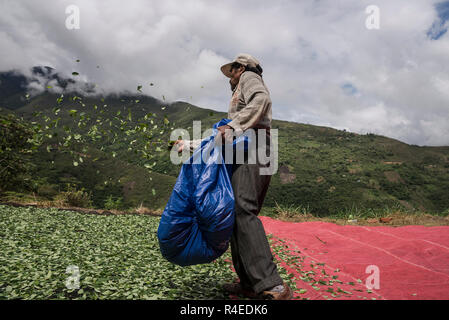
229, 65, 245, 90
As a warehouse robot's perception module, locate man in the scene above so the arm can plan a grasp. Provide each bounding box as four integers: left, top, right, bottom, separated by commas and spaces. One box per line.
176, 53, 292, 300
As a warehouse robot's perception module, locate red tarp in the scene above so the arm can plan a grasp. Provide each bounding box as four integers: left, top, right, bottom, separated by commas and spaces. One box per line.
232, 216, 449, 300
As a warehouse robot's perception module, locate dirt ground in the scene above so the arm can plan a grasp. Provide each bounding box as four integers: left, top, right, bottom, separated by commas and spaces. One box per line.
0, 201, 162, 217
275, 210, 449, 227
2, 201, 448, 227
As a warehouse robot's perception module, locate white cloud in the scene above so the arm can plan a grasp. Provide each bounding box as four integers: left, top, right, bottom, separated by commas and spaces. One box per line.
0, 0, 448, 146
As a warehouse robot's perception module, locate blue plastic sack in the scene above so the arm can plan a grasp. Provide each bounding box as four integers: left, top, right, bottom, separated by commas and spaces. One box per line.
157, 118, 248, 266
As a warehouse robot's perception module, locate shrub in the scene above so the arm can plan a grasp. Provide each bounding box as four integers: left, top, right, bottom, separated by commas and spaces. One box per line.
104, 195, 124, 210
54, 184, 93, 208
37, 184, 59, 199
273, 201, 316, 220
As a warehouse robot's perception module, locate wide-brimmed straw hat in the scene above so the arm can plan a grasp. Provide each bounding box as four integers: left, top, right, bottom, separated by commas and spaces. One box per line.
220, 53, 261, 78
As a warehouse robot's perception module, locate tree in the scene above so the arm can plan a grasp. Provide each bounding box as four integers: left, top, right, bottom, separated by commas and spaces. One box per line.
0, 112, 38, 191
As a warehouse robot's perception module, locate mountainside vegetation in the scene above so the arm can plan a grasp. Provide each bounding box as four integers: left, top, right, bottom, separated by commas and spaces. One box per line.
1, 67, 449, 217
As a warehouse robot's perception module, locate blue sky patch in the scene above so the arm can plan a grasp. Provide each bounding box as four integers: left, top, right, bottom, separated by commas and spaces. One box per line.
427, 1, 449, 40
341, 83, 358, 96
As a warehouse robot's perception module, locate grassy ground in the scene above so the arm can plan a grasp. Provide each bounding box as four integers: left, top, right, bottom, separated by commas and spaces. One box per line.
260, 202, 449, 226
0, 191, 164, 216
2, 190, 449, 227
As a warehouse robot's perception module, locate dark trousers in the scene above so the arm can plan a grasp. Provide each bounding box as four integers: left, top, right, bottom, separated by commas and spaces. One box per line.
229, 130, 283, 294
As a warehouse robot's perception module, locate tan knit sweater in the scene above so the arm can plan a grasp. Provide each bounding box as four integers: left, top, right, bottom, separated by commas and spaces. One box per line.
187, 71, 272, 151
227, 71, 272, 135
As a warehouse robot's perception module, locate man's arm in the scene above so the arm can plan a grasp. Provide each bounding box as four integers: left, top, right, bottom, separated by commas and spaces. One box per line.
227, 72, 271, 135
174, 138, 203, 152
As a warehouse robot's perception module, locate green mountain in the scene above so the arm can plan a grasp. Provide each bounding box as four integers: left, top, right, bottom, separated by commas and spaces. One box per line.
1, 67, 449, 215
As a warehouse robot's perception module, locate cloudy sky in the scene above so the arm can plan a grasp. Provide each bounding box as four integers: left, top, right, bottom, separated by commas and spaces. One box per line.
1, 0, 449, 146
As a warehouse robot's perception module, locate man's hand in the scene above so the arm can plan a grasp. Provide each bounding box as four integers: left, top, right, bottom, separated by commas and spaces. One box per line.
217, 124, 232, 135
217, 125, 233, 144
173, 139, 185, 153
